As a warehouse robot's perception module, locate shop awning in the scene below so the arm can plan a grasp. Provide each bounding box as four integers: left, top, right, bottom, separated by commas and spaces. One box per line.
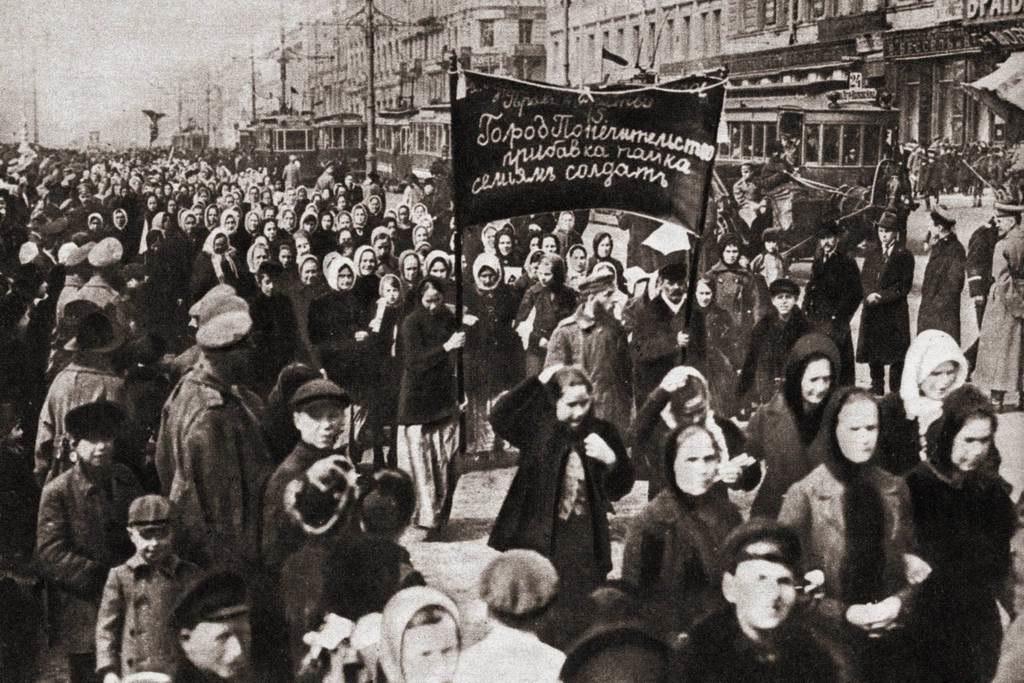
964, 52, 1024, 120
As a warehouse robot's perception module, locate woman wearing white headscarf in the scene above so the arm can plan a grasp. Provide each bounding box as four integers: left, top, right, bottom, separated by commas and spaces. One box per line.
189, 227, 244, 302
876, 329, 969, 476
374, 587, 461, 683
464, 254, 520, 456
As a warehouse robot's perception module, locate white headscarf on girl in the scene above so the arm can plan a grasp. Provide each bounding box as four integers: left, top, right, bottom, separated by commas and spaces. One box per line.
472, 253, 503, 292
658, 366, 731, 461
899, 329, 969, 433
202, 227, 237, 281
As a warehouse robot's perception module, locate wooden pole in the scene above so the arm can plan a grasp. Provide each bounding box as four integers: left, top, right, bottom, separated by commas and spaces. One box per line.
447, 53, 465, 416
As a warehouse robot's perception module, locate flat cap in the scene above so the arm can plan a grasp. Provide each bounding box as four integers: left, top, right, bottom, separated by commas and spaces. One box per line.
172, 571, 250, 631
88, 237, 124, 267
289, 378, 350, 411
66, 242, 96, 268
196, 299, 252, 350
578, 269, 615, 295
65, 400, 125, 441
875, 210, 899, 231
128, 494, 173, 528
762, 227, 783, 243
815, 219, 842, 238
721, 518, 801, 573
122, 262, 147, 282
479, 550, 559, 617
768, 277, 800, 297
40, 217, 69, 237
57, 242, 77, 265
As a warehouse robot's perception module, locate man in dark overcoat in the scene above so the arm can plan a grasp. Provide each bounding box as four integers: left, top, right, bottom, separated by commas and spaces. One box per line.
625, 262, 690, 411
857, 210, 915, 395
803, 220, 862, 386
918, 205, 966, 343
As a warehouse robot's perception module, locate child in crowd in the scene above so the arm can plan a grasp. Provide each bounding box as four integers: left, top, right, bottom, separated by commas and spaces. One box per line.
95, 495, 200, 681
749, 228, 789, 286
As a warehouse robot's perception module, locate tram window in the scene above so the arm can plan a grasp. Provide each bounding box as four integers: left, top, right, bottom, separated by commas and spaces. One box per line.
751, 124, 764, 159
822, 125, 840, 164
742, 123, 753, 158
804, 124, 820, 164
765, 124, 777, 149
842, 126, 861, 166
284, 130, 306, 150
779, 111, 803, 139
729, 123, 741, 159
862, 126, 880, 165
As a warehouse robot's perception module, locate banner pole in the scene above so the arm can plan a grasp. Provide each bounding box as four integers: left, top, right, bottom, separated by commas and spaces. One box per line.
448, 52, 467, 458
681, 67, 728, 368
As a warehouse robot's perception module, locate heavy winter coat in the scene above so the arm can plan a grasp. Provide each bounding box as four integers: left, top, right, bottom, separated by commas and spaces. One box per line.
154, 359, 273, 568
625, 295, 690, 408
397, 305, 460, 425
804, 249, 862, 385
545, 306, 633, 437
516, 282, 578, 362
464, 284, 520, 392
307, 290, 373, 403
975, 227, 1024, 392
856, 242, 914, 365
918, 233, 966, 342
703, 261, 768, 352
746, 333, 841, 518
966, 222, 999, 300
488, 377, 635, 575
737, 307, 812, 403
35, 465, 142, 653
621, 486, 741, 637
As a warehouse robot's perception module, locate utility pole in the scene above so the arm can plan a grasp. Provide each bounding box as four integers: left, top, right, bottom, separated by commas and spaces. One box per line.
250, 47, 258, 123
205, 71, 212, 137
279, 0, 288, 113
365, 0, 377, 175
31, 48, 38, 144
177, 82, 183, 132
563, 0, 571, 85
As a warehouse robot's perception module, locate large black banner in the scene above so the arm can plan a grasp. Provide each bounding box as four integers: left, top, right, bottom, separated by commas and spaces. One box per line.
451, 70, 726, 233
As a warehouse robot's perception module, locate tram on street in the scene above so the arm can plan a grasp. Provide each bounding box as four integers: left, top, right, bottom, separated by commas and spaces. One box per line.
170, 129, 210, 154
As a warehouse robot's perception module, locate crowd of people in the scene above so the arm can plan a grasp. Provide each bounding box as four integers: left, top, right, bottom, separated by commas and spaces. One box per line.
0, 141, 1023, 682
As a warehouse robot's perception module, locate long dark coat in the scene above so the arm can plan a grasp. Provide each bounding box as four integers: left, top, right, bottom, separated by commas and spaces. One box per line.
307, 290, 373, 403
737, 307, 812, 404
625, 295, 689, 409
906, 463, 1015, 682
704, 261, 769, 354
464, 284, 521, 392
856, 243, 915, 364
488, 377, 634, 575
804, 249, 863, 385
397, 305, 459, 425
36, 465, 142, 653
918, 234, 966, 342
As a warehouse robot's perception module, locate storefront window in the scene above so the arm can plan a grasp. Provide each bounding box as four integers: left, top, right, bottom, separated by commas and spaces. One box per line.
862, 126, 879, 165
822, 125, 840, 164
804, 123, 821, 164
842, 125, 861, 166
938, 60, 966, 145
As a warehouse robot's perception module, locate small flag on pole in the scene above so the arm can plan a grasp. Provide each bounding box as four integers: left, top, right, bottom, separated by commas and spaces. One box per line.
601, 47, 630, 67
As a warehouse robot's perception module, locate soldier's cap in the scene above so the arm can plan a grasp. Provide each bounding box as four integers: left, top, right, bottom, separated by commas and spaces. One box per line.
721, 519, 801, 574
479, 550, 559, 618
128, 494, 172, 529
815, 219, 843, 238
88, 236, 124, 268
875, 210, 899, 231
657, 261, 687, 283
929, 205, 957, 230
57, 242, 77, 265
290, 378, 351, 411
40, 217, 69, 237
768, 278, 800, 298
172, 571, 250, 632
65, 309, 125, 353
578, 270, 615, 295
196, 298, 252, 350
65, 400, 125, 441
65, 242, 96, 268
188, 283, 238, 320
69, 231, 92, 247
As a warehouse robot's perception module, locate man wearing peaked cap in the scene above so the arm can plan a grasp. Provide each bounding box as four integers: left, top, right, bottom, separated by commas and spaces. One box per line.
919, 200, 966, 343
456, 549, 566, 682
71, 236, 130, 330
187, 283, 238, 325
672, 519, 850, 682
154, 288, 271, 570
87, 236, 124, 268
172, 571, 254, 681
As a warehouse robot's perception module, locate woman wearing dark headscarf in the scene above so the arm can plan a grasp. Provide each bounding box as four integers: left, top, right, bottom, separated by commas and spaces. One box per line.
747, 332, 840, 518
515, 253, 578, 376
622, 422, 742, 640
352, 244, 381, 314
463, 254, 520, 455
906, 385, 1015, 682
779, 386, 921, 683
588, 232, 627, 292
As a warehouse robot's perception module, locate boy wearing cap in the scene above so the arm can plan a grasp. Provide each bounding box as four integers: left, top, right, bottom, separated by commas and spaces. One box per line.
95, 495, 200, 681
738, 278, 812, 407
263, 378, 353, 571
36, 401, 143, 683
455, 550, 565, 683
749, 228, 789, 286
674, 520, 851, 682
918, 205, 966, 342
857, 211, 914, 395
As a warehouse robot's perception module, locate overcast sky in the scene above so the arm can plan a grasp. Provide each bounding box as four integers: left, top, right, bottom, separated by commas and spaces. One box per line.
0, 0, 328, 147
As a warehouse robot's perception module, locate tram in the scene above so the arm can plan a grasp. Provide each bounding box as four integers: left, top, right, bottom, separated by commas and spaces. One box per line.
314, 113, 367, 172
170, 129, 210, 153
375, 104, 450, 179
